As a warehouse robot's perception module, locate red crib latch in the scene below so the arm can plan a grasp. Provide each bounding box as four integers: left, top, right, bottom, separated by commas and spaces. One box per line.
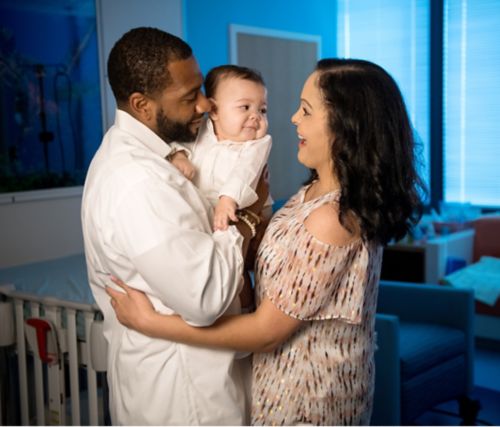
26, 318, 56, 363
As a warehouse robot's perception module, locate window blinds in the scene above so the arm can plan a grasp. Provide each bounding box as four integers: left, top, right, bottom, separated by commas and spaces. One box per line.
444, 0, 500, 207
336, 0, 431, 190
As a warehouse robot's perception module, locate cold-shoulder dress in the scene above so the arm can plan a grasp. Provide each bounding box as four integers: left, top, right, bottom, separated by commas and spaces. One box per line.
252, 185, 383, 425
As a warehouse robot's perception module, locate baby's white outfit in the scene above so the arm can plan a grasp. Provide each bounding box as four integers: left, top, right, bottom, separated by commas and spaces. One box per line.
190, 118, 272, 209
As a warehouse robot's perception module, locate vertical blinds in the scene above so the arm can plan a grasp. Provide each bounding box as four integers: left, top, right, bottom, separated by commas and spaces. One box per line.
444, 0, 500, 207
336, 0, 431, 190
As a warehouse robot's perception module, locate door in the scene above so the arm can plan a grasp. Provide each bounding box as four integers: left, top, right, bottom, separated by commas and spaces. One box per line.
230, 25, 321, 202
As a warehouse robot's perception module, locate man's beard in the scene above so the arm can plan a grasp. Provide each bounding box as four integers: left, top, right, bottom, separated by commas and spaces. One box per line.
156, 108, 198, 143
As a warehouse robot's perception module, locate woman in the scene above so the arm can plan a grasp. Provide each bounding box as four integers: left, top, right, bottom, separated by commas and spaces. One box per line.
107, 58, 424, 425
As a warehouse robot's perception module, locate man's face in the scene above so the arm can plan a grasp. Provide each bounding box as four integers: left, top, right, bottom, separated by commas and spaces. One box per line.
155, 106, 199, 143
151, 56, 210, 143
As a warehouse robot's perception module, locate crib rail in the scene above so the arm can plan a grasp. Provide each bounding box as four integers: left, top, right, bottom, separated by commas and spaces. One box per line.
0, 285, 107, 426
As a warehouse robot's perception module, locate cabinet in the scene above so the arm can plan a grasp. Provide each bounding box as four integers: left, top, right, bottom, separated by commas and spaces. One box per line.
381, 229, 475, 284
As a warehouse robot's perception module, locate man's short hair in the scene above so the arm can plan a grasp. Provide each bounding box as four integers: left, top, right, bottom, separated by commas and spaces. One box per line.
107, 27, 192, 105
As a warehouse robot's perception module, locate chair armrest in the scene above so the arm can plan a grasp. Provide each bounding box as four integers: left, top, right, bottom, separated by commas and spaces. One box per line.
371, 314, 401, 426
377, 280, 474, 331
377, 280, 475, 394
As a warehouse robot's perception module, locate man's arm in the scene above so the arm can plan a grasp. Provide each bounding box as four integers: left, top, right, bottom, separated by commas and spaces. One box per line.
112, 176, 244, 326
108, 278, 302, 353
112, 168, 266, 326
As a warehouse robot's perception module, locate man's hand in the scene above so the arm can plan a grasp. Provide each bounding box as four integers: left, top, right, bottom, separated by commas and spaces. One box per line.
169, 151, 196, 180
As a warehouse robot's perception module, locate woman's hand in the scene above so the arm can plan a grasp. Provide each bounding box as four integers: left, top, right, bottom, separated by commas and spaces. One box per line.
106, 277, 156, 334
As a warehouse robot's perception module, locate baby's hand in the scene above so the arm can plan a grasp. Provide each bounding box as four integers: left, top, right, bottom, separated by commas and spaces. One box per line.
214, 196, 238, 231
169, 151, 196, 180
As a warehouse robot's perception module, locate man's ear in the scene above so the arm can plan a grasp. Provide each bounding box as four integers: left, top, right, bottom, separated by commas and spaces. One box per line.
128, 92, 155, 124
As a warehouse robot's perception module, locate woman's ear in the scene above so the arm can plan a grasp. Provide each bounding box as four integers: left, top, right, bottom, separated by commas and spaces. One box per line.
128, 92, 155, 125
208, 98, 218, 121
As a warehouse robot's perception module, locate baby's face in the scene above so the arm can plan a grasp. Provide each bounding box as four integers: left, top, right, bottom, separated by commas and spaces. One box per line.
210, 77, 268, 142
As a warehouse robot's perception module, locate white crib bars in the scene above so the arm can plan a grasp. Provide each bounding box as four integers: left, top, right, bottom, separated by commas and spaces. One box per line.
0, 287, 107, 425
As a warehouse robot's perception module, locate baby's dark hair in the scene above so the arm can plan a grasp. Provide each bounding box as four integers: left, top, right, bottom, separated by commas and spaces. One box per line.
204, 65, 265, 98
306, 58, 426, 245
107, 27, 192, 106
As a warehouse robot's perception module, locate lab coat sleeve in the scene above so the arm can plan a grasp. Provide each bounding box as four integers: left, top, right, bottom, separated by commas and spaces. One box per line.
113, 174, 243, 326
219, 135, 272, 208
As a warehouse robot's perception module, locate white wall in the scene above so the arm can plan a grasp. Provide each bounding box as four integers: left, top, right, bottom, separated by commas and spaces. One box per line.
96, 0, 183, 132
0, 189, 84, 268
0, 0, 183, 269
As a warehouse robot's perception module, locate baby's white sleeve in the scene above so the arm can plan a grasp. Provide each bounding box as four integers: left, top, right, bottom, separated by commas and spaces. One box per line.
219, 135, 272, 208
169, 142, 195, 159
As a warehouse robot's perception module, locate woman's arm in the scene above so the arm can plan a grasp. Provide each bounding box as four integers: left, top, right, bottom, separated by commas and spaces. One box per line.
107, 277, 301, 353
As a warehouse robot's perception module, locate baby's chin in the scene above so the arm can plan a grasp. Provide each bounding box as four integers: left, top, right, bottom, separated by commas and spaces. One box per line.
229, 131, 255, 142
240, 128, 267, 141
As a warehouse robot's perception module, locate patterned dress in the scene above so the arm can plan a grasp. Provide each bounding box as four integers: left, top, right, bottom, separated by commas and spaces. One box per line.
252, 185, 383, 425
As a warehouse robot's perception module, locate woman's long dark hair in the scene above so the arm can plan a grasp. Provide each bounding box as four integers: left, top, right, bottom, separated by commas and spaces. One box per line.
305, 58, 426, 245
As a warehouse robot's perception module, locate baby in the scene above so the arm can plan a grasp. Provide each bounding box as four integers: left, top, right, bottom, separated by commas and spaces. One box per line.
170, 65, 272, 231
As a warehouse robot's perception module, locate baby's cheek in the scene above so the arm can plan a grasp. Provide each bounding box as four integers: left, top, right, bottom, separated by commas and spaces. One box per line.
257, 127, 268, 138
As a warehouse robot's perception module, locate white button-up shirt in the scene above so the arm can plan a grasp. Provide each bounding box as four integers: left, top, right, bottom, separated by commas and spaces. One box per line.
81, 110, 248, 425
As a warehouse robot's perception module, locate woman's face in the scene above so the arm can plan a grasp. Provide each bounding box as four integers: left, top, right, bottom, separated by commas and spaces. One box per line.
291, 71, 333, 174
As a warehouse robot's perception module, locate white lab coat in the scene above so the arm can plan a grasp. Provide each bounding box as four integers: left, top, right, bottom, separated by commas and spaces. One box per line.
81, 110, 249, 425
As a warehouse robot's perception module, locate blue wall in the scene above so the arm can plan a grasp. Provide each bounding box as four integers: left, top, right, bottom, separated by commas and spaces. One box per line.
184, 0, 337, 76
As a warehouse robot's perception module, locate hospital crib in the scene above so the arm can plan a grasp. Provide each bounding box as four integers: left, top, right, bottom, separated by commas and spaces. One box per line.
0, 254, 108, 425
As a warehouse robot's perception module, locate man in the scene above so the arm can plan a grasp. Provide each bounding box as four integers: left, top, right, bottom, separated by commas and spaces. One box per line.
81, 27, 260, 425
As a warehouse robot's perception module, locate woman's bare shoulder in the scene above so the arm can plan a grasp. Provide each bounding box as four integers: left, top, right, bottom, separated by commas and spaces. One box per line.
304, 203, 360, 246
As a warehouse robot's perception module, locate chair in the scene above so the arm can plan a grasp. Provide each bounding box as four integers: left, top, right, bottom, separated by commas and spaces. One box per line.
371, 280, 476, 426
471, 215, 500, 318
472, 215, 500, 263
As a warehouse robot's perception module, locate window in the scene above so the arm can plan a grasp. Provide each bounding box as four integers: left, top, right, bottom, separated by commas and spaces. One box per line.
0, 1, 102, 193
336, 0, 431, 192
443, 0, 500, 207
